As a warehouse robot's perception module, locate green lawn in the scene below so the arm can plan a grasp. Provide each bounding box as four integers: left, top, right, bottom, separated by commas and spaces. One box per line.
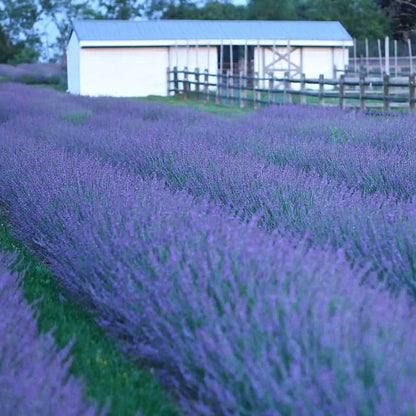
137, 93, 253, 116
0, 221, 178, 416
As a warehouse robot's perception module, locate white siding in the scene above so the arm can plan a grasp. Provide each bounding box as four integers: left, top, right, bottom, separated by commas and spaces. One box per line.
169, 46, 217, 73
67, 32, 81, 94
80, 47, 169, 97
302, 47, 337, 79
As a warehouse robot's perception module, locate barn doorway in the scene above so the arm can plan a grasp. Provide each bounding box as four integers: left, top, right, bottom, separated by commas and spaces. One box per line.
218, 45, 254, 76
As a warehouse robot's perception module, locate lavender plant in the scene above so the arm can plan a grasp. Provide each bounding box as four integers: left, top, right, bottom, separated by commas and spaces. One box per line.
3, 85, 415, 293
0, 253, 104, 416
1, 134, 416, 414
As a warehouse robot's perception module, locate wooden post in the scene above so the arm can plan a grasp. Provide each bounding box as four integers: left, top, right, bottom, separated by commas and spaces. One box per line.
195, 67, 200, 100
173, 66, 179, 96
216, 70, 221, 104
409, 75, 415, 112
268, 72, 274, 104
230, 41, 233, 75
220, 41, 224, 75
359, 73, 366, 111
383, 73, 390, 111
409, 39, 414, 75
394, 39, 398, 76
353, 38, 357, 75
254, 71, 259, 109
273, 40, 276, 74
284, 71, 291, 104
257, 41, 261, 81
244, 41, 248, 77
240, 71, 245, 108
287, 39, 291, 78
195, 40, 199, 69
385, 36, 390, 76
206, 41, 210, 71
300, 73, 306, 105
365, 38, 369, 73
228, 69, 234, 107
184, 66, 189, 99
378, 39, 383, 76
167, 66, 170, 96
318, 74, 324, 106
339, 74, 345, 109
204, 69, 209, 104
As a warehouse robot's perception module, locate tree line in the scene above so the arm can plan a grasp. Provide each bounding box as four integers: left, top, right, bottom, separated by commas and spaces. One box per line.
0, 0, 415, 64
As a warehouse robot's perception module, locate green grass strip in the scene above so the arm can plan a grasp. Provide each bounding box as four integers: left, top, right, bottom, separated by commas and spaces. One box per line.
0, 221, 178, 416
136, 94, 253, 116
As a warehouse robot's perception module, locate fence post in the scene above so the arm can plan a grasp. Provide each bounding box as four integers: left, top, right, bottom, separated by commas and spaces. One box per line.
268, 72, 274, 104
254, 71, 260, 109
383, 73, 390, 111
225, 69, 230, 106
409, 75, 415, 112
195, 67, 200, 100
339, 74, 345, 109
284, 71, 291, 104
240, 71, 245, 108
184, 66, 189, 100
167, 67, 170, 96
204, 69, 209, 104
319, 74, 324, 106
228, 70, 234, 107
173, 66, 179, 96
216, 70, 221, 104
359, 73, 366, 111
300, 73, 306, 105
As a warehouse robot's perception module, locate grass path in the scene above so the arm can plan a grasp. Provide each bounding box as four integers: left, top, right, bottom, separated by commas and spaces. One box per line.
0, 220, 178, 416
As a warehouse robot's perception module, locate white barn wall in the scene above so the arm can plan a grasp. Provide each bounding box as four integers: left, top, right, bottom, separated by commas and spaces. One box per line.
169, 46, 217, 72
302, 47, 335, 79
80, 47, 169, 97
67, 32, 81, 94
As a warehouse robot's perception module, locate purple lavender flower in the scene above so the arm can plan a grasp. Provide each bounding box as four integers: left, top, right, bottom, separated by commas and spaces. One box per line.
0, 253, 104, 416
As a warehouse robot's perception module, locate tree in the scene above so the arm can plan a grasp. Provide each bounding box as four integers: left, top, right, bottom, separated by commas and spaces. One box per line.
301, 0, 392, 39
247, 0, 295, 20
0, 0, 42, 63
158, 0, 246, 20
95, 0, 144, 19
379, 0, 416, 40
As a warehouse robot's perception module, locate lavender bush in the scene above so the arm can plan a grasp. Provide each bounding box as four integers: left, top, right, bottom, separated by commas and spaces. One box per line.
2, 84, 416, 293
1, 129, 416, 414
0, 63, 62, 84
0, 253, 103, 416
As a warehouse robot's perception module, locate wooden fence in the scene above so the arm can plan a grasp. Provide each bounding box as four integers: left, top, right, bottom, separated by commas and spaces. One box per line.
168, 67, 416, 112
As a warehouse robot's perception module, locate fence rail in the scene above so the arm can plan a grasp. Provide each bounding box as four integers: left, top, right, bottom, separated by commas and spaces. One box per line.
168, 67, 416, 112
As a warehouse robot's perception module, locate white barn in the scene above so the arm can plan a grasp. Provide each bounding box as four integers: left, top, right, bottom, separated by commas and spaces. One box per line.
67, 20, 353, 97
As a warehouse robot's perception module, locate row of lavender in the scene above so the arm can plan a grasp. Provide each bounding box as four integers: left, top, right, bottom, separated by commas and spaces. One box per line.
3, 125, 416, 415
0, 63, 63, 85
1, 83, 416, 414
0, 253, 102, 416
3, 85, 416, 293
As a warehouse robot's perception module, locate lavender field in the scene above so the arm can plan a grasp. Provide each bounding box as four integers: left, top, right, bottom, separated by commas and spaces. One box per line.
0, 253, 103, 416
2, 82, 416, 415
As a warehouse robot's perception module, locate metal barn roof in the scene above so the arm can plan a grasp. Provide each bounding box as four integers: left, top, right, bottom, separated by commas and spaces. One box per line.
72, 20, 353, 47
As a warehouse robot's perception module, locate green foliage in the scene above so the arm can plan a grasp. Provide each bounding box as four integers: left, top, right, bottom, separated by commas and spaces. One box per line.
302, 0, 392, 39
160, 0, 247, 20
247, 0, 296, 20
0, 0, 41, 63
379, 0, 416, 40
0, 221, 178, 416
